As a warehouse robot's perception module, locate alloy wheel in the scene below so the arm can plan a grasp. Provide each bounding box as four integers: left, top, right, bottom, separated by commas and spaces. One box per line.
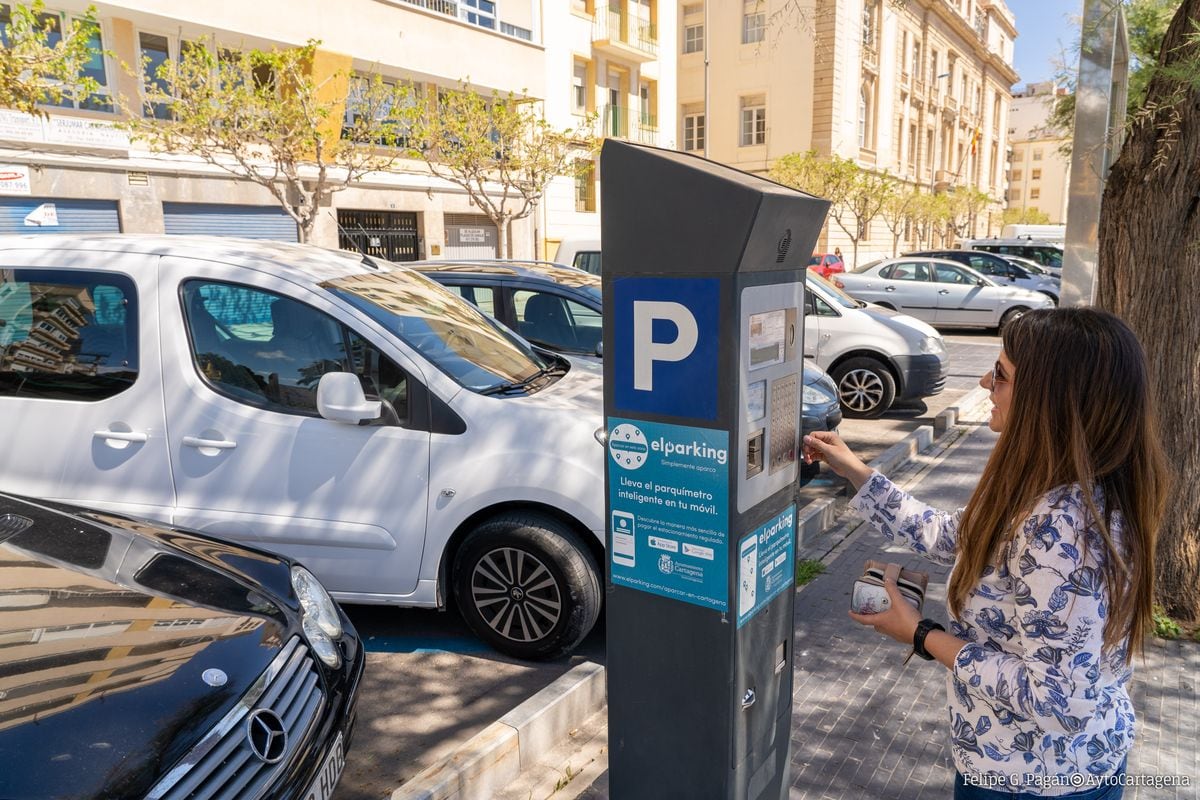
470, 547, 563, 643
839, 369, 885, 413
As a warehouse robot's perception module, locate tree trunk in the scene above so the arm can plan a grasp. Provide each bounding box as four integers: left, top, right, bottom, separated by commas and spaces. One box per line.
496, 216, 509, 259
1097, 0, 1200, 622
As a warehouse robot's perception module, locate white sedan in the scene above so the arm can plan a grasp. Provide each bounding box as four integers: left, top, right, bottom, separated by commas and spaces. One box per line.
833, 256, 1055, 332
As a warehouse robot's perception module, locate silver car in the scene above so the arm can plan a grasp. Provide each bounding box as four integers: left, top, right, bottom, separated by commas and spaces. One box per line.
834, 257, 1055, 332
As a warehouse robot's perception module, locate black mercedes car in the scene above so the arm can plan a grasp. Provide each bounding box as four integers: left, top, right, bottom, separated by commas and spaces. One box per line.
0, 493, 364, 800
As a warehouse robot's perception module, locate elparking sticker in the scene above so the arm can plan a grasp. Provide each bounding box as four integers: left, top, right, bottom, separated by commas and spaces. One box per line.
736, 506, 796, 627
606, 417, 729, 612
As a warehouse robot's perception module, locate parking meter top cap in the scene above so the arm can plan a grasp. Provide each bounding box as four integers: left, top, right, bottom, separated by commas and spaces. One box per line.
599, 140, 831, 277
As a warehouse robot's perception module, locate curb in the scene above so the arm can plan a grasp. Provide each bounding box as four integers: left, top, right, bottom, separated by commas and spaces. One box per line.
390, 662, 606, 800
390, 387, 992, 799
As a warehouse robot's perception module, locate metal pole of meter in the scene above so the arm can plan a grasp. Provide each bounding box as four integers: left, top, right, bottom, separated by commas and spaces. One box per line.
600, 140, 830, 799
1061, 0, 1129, 307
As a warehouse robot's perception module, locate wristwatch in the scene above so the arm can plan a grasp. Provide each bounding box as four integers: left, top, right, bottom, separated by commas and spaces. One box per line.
912, 618, 946, 661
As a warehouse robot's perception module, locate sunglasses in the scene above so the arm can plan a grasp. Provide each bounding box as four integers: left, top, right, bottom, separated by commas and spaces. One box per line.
990, 360, 1008, 387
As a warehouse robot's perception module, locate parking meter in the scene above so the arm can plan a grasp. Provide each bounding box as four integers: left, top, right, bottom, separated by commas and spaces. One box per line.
601, 140, 829, 799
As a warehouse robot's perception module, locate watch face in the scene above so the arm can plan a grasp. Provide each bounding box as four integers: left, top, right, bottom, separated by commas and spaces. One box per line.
609, 423, 649, 470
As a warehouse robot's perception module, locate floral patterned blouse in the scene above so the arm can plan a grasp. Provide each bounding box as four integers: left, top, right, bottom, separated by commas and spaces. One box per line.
850, 471, 1133, 796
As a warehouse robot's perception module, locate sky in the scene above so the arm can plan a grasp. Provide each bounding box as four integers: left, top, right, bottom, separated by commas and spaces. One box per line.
1005, 0, 1082, 88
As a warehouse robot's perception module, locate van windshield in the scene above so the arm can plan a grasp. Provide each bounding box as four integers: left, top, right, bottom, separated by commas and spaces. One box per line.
323, 269, 553, 394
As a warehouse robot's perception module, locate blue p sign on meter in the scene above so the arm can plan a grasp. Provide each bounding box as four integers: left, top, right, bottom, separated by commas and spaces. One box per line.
612, 276, 720, 420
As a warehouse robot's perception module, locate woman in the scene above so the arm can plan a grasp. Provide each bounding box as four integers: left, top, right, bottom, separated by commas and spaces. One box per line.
802, 308, 1168, 799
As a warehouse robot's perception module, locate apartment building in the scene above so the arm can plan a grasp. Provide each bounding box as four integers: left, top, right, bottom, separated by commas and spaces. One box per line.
539, 0, 678, 258
0, 0, 547, 258
677, 0, 1020, 264
1007, 81, 1070, 224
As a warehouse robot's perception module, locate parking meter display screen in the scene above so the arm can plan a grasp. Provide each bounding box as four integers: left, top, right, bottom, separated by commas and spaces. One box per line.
748, 310, 786, 370
607, 417, 729, 611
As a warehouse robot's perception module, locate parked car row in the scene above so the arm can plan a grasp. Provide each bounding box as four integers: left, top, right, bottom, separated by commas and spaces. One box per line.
834, 255, 1056, 333
0, 232, 954, 796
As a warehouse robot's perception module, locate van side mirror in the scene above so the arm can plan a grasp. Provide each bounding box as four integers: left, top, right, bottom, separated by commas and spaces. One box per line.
317, 372, 382, 424
977, 279, 987, 287
595, 341, 604, 357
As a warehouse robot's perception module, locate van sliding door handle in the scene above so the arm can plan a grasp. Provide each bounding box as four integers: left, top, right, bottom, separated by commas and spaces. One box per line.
93, 430, 148, 444
182, 436, 237, 450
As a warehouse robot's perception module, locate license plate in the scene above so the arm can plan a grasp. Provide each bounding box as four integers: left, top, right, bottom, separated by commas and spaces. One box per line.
303, 732, 345, 800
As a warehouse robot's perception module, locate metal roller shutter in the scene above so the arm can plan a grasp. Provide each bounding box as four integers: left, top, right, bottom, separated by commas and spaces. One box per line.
0, 198, 120, 234
444, 213, 498, 258
163, 203, 298, 241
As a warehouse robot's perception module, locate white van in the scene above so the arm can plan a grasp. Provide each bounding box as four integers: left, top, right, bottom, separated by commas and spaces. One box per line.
960, 237, 1064, 270
805, 274, 948, 418
0, 235, 605, 659
554, 239, 601, 274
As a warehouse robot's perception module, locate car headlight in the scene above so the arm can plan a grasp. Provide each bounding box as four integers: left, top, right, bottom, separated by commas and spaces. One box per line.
918, 336, 945, 355
803, 383, 836, 405
302, 616, 342, 669
291, 566, 343, 667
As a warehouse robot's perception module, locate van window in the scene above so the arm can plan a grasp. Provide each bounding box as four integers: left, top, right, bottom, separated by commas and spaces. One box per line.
573, 251, 602, 275
182, 281, 408, 423
0, 270, 138, 401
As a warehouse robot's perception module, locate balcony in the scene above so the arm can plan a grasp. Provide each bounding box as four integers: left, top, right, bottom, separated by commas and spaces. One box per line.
863, 43, 879, 72
912, 79, 926, 100
945, 96, 959, 113
600, 105, 658, 143
593, 7, 658, 62
934, 169, 955, 191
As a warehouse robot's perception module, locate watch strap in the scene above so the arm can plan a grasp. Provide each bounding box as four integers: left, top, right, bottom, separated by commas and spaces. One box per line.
912, 618, 946, 661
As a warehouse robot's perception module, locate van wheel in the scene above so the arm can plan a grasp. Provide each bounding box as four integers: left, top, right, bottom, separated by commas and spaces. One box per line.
831, 357, 896, 419
875, 302, 896, 311
453, 513, 601, 661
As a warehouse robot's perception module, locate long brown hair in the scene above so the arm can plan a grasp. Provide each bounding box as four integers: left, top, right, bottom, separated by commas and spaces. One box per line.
951, 308, 1169, 661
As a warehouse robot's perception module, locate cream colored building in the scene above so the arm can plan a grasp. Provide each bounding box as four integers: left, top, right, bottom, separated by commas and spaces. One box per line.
1007, 81, 1070, 224
540, 0, 678, 259
677, 0, 1020, 265
0, 0, 550, 258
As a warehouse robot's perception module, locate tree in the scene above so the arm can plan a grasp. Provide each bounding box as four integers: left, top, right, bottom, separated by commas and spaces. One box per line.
770, 151, 889, 267
406, 84, 595, 258
878, 182, 922, 257
910, 192, 952, 250
1097, 0, 1200, 623
1049, 0, 1179, 145
123, 38, 414, 243
1001, 206, 1052, 227
946, 187, 995, 241
0, 1, 101, 116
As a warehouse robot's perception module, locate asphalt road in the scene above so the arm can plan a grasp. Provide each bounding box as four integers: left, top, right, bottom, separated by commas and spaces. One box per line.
334, 329, 1001, 799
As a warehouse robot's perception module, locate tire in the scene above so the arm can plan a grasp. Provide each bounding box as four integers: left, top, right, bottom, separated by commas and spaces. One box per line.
831, 357, 896, 419
1039, 291, 1059, 306
452, 512, 601, 661
874, 301, 896, 311
999, 307, 1028, 335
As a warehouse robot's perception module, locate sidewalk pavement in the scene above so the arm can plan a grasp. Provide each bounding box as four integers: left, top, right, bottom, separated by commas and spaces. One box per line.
494, 395, 1199, 799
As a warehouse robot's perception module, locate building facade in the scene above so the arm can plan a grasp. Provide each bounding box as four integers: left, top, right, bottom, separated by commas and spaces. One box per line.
0, 0, 554, 258
677, 0, 1020, 265
1007, 81, 1071, 224
539, 0, 678, 259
